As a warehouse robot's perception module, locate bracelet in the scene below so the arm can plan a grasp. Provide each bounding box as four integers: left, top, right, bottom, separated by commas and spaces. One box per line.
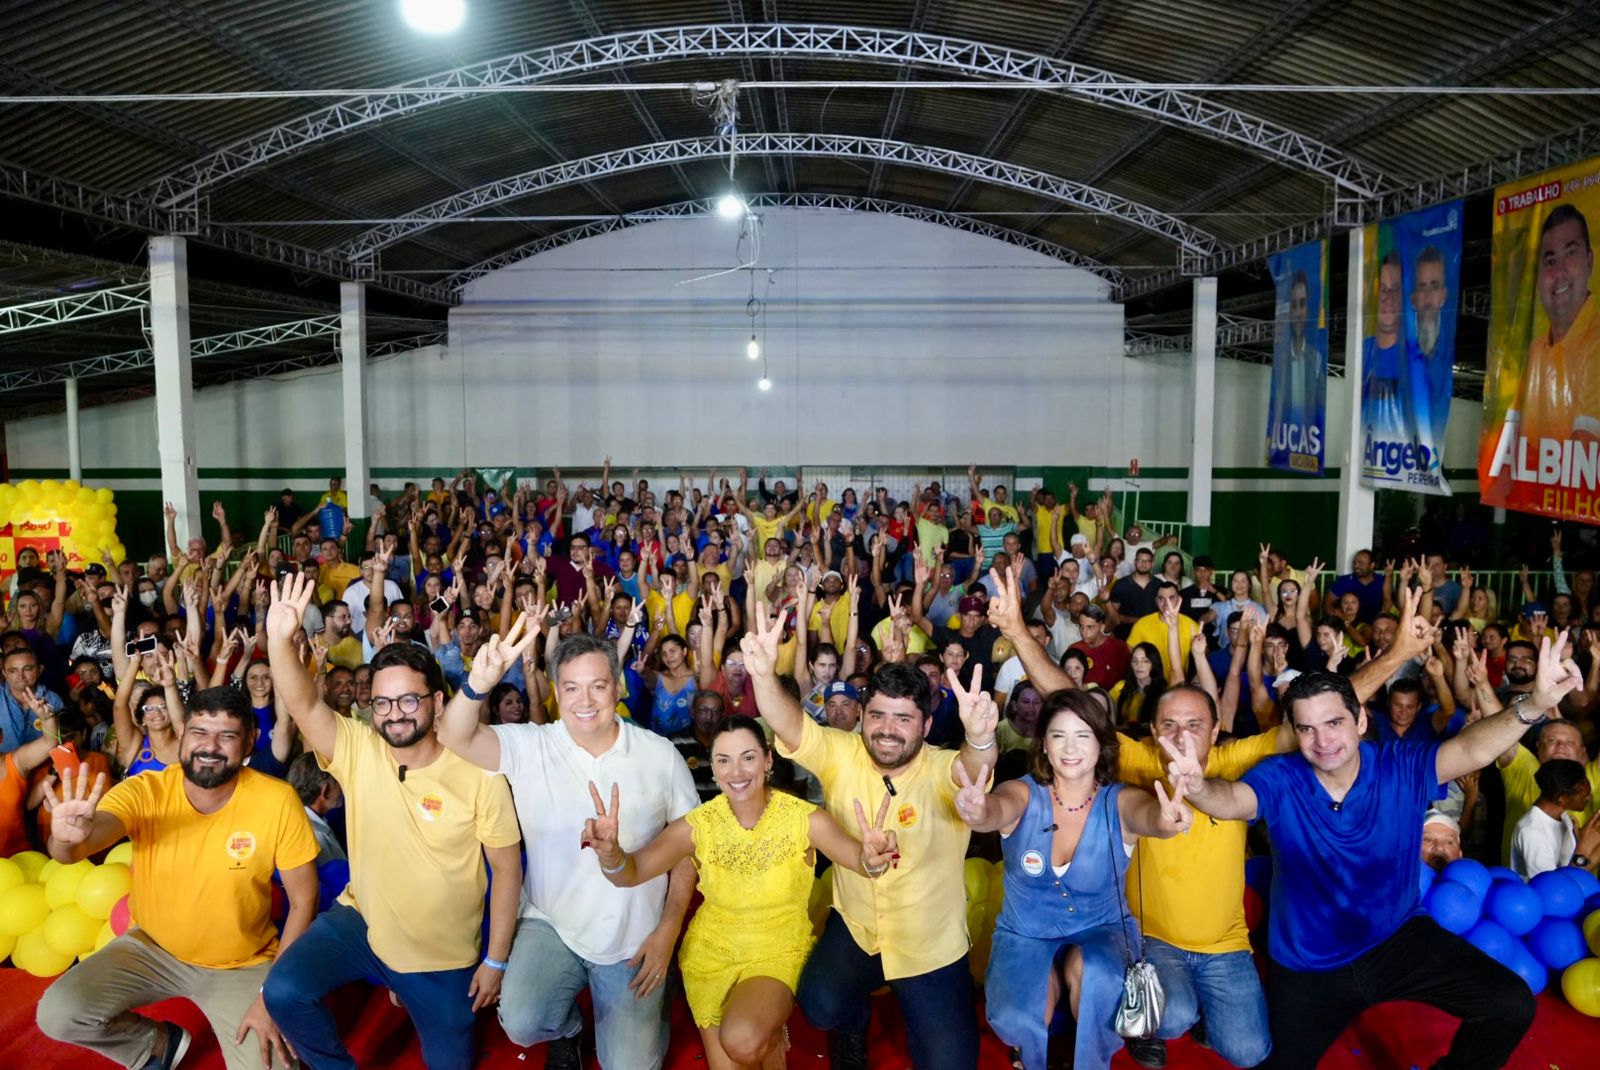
481, 956, 508, 972
600, 851, 628, 875
459, 679, 488, 702
965, 735, 998, 752
862, 854, 890, 879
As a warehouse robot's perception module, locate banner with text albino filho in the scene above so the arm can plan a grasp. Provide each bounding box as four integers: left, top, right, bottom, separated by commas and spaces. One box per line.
1359, 200, 1462, 494
1265, 240, 1328, 474
1481, 155, 1600, 523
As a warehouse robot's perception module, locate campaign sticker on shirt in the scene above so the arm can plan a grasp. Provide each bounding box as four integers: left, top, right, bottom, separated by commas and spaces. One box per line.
226, 831, 257, 862
686, 756, 699, 770
417, 794, 445, 821
896, 803, 918, 828
1021, 849, 1045, 877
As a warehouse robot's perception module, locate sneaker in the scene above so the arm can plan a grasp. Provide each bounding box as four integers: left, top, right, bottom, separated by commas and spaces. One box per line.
139, 1022, 191, 1070
827, 1027, 869, 1070
545, 1034, 584, 1070
1125, 1036, 1167, 1068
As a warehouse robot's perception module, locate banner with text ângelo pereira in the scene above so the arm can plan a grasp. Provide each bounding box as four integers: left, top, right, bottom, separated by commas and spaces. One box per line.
1480, 154, 1600, 523
1359, 200, 1462, 494
1264, 239, 1328, 474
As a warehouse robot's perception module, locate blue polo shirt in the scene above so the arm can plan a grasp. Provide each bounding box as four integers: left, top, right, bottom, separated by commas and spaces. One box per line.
1329, 573, 1385, 623
1242, 740, 1445, 972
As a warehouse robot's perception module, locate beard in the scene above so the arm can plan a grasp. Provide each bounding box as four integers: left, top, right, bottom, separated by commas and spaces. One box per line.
182, 750, 243, 789
379, 711, 434, 748
865, 732, 923, 770
1504, 666, 1534, 685
1416, 314, 1440, 356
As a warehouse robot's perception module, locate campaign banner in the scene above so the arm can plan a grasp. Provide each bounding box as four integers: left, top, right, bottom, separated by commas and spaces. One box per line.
1264, 240, 1329, 474
1359, 200, 1462, 494
1480, 154, 1600, 523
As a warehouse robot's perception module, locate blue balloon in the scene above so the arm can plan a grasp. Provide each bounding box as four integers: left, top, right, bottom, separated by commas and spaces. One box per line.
1487, 866, 1523, 884
1442, 858, 1492, 907
1419, 862, 1436, 897
1531, 869, 1584, 918
1506, 945, 1548, 994
1526, 917, 1587, 970
1244, 856, 1272, 895
1486, 881, 1543, 937
1588, 891, 1600, 914
1464, 919, 1516, 964
1427, 880, 1482, 934
1561, 866, 1600, 902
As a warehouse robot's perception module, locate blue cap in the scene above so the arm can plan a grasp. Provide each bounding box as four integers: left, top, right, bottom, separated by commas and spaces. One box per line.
822, 681, 861, 702
1522, 601, 1547, 617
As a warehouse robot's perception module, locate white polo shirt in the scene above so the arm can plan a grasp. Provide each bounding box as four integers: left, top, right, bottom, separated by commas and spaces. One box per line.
493, 718, 698, 964
1510, 804, 1577, 880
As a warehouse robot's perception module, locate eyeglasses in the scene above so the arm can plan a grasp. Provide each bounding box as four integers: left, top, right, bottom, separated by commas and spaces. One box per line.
371, 693, 429, 716
139, 703, 168, 715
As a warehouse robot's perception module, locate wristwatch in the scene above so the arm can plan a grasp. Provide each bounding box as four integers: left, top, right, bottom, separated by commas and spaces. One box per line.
1572, 854, 1592, 869
1508, 691, 1547, 726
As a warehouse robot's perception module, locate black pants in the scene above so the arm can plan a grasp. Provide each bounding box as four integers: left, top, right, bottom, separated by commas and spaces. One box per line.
1262, 916, 1535, 1070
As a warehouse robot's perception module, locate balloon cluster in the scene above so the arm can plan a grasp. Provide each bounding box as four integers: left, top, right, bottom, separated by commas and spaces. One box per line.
0, 846, 134, 977
0, 480, 124, 564
963, 858, 1004, 982
1423, 858, 1600, 1011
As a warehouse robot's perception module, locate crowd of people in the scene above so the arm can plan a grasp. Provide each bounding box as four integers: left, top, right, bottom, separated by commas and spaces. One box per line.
4, 463, 1598, 1070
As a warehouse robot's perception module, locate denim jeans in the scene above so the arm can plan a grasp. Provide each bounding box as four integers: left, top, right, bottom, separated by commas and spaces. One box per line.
496, 916, 668, 1070
262, 905, 477, 1070
797, 911, 978, 1070
1261, 916, 1535, 1070
1142, 937, 1271, 1068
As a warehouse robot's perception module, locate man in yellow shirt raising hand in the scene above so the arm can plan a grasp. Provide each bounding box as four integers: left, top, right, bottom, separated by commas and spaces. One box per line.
37, 687, 320, 1070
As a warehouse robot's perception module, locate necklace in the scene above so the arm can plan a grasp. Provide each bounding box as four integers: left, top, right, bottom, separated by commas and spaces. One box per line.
1052, 783, 1096, 813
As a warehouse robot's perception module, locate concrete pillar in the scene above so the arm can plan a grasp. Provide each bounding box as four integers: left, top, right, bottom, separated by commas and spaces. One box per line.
340, 282, 370, 521
64, 377, 82, 482
149, 237, 199, 544
1336, 228, 1376, 569
1187, 277, 1218, 555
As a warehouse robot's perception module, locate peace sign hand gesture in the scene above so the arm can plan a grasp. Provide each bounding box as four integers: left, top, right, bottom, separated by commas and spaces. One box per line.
1151, 778, 1193, 836
952, 760, 991, 828
853, 794, 900, 875
583, 781, 623, 869
466, 613, 541, 695
948, 663, 998, 747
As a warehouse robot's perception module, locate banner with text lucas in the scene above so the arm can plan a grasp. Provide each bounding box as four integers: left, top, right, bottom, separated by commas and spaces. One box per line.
1265, 239, 1329, 474
1480, 154, 1600, 523
1359, 200, 1462, 495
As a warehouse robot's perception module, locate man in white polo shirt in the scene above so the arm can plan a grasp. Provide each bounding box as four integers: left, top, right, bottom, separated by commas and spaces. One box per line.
437, 625, 698, 1070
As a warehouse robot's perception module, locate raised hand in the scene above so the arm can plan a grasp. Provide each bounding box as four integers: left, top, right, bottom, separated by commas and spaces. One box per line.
152, 646, 178, 687
212, 501, 227, 523
267, 573, 316, 642
1158, 731, 1204, 792
1530, 630, 1584, 712
985, 566, 1026, 638
583, 781, 622, 865
1258, 542, 1271, 565
853, 794, 900, 872
1303, 557, 1324, 587
164, 501, 177, 521
41, 764, 107, 846
952, 761, 990, 827
948, 664, 998, 746
466, 613, 540, 694
1152, 779, 1193, 835
739, 602, 784, 678
1190, 634, 1207, 662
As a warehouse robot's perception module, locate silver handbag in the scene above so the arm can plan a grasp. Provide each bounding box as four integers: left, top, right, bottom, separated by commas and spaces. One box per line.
1105, 795, 1165, 1040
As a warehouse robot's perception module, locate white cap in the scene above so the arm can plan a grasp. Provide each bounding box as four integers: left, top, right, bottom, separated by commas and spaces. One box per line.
1070, 533, 1089, 546
1423, 810, 1460, 834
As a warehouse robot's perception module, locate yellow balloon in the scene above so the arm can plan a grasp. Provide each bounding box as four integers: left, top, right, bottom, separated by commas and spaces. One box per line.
0, 883, 51, 936
44, 859, 95, 909
0, 857, 24, 897
62, 479, 80, 492
92, 921, 117, 953
1585, 910, 1600, 959
986, 860, 1005, 910
16, 479, 39, 498
75, 486, 96, 505
10, 851, 48, 882
42, 904, 101, 958
807, 873, 833, 934
1562, 957, 1600, 1017
963, 857, 990, 902
76, 863, 132, 920
0, 931, 14, 963
96, 486, 114, 504
104, 841, 134, 867
38, 858, 60, 885
12, 926, 74, 978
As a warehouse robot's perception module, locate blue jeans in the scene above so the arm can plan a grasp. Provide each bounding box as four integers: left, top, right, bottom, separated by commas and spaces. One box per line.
1143, 937, 1271, 1068
797, 910, 978, 1070
496, 916, 667, 1070
262, 905, 477, 1070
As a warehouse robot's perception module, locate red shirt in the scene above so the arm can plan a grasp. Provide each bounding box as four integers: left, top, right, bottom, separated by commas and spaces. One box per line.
1071, 637, 1131, 689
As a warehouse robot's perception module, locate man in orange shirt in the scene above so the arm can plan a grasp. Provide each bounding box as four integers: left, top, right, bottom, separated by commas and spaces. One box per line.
0, 688, 59, 856
1517, 204, 1600, 445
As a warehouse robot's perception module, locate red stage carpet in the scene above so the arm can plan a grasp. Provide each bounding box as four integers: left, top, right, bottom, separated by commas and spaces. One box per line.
1, 967, 1596, 1068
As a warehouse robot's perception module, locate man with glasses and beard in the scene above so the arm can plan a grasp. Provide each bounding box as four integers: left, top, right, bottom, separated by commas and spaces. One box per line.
262, 574, 523, 1070
37, 687, 319, 1070
743, 601, 999, 1070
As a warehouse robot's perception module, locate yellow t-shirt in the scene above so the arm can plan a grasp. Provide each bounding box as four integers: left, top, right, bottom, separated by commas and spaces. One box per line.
325, 635, 364, 671
644, 590, 696, 634
1075, 515, 1101, 545
870, 617, 932, 655
808, 597, 853, 644
915, 518, 949, 565
749, 515, 786, 549
320, 560, 361, 598
1126, 613, 1198, 679
317, 490, 350, 511
752, 559, 784, 607
977, 497, 1019, 525
1034, 505, 1057, 555
807, 499, 837, 527
321, 716, 521, 972
1118, 731, 1280, 954
776, 717, 970, 980
1499, 746, 1598, 865
98, 766, 317, 969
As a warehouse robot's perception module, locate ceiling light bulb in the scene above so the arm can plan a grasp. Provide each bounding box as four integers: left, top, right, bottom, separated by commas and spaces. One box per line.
746, 336, 761, 360
758, 376, 772, 391
400, 0, 465, 34
716, 193, 746, 220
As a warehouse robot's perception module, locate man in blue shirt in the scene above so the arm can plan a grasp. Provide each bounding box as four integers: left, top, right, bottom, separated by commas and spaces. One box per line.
1325, 549, 1385, 624
1163, 587, 1576, 1070
0, 646, 60, 755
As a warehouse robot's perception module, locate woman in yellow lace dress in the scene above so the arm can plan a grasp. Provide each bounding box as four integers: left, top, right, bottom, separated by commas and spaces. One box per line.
585, 714, 898, 1070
